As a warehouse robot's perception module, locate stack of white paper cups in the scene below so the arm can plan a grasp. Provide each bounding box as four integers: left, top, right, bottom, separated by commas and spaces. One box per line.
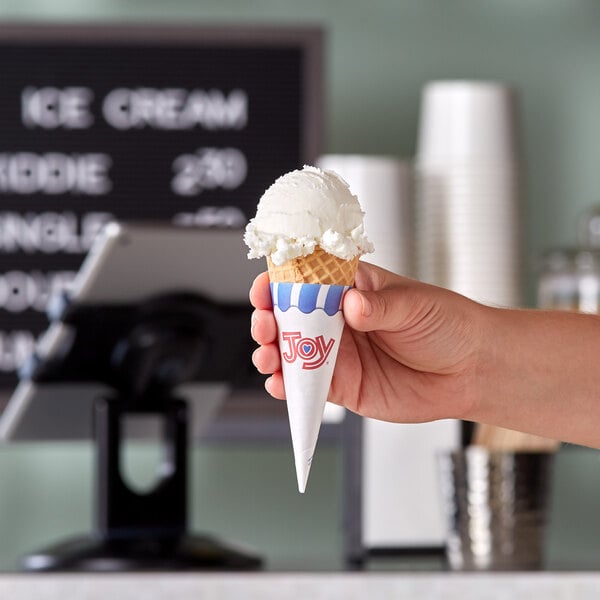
415, 81, 522, 307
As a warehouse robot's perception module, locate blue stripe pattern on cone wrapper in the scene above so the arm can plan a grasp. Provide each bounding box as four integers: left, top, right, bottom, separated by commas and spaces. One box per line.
270, 282, 351, 316
275, 282, 292, 312
323, 285, 346, 315
298, 284, 320, 313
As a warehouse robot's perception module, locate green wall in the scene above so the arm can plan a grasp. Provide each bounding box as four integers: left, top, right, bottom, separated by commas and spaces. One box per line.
3, 0, 600, 285
0, 442, 343, 570
2, 0, 600, 571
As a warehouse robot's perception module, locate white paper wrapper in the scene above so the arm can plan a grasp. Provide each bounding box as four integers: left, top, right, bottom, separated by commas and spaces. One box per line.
271, 282, 350, 493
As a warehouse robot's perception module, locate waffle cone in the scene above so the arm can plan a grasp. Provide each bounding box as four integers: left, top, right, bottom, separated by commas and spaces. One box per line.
267, 246, 358, 285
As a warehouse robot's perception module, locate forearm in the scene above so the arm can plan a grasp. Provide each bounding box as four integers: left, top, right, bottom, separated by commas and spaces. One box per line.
470, 306, 600, 447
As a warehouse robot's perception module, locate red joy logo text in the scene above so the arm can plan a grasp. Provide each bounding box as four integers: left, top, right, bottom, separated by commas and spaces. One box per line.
281, 331, 335, 370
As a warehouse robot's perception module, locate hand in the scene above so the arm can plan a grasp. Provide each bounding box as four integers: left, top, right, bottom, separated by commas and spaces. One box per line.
249, 261, 487, 424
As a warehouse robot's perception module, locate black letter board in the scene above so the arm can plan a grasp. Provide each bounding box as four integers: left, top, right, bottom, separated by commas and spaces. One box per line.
0, 24, 323, 387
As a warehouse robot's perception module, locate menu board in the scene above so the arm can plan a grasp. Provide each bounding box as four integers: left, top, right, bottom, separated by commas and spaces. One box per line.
0, 25, 323, 386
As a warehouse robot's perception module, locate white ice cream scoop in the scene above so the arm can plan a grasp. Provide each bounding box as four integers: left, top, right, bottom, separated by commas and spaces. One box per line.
244, 165, 372, 266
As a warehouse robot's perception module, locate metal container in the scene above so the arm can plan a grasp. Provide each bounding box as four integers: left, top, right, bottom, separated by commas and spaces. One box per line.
438, 448, 554, 570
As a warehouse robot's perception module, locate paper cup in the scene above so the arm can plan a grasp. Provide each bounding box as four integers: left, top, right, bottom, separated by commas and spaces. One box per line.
417, 80, 520, 165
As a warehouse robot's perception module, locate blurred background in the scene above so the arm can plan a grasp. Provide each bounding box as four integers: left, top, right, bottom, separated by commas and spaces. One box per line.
1, 0, 600, 572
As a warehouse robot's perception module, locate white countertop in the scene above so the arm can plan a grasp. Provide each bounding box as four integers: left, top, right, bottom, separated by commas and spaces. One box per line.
1, 571, 600, 600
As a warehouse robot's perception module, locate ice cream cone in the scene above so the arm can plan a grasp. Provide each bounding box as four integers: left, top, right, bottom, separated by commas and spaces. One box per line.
244, 165, 373, 492
271, 280, 350, 492
267, 246, 359, 285
268, 248, 358, 492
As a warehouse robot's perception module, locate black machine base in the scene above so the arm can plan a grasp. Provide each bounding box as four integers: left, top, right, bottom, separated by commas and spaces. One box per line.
18, 396, 263, 572
20, 294, 264, 572
21, 533, 263, 572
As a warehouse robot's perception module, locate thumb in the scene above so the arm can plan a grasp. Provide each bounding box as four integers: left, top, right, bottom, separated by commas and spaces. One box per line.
343, 287, 410, 333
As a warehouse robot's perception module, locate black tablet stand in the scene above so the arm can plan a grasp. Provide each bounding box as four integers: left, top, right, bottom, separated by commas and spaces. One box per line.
20, 293, 263, 571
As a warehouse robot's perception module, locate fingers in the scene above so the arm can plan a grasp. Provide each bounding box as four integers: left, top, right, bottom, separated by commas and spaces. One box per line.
250, 308, 280, 375
252, 343, 280, 374
251, 336, 284, 399
248, 271, 286, 399
251, 307, 277, 346
264, 372, 285, 400
249, 271, 272, 309
251, 326, 284, 399
251, 310, 284, 398
252, 342, 284, 399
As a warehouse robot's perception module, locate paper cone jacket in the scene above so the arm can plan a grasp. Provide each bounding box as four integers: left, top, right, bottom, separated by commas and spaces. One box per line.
271, 282, 350, 493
